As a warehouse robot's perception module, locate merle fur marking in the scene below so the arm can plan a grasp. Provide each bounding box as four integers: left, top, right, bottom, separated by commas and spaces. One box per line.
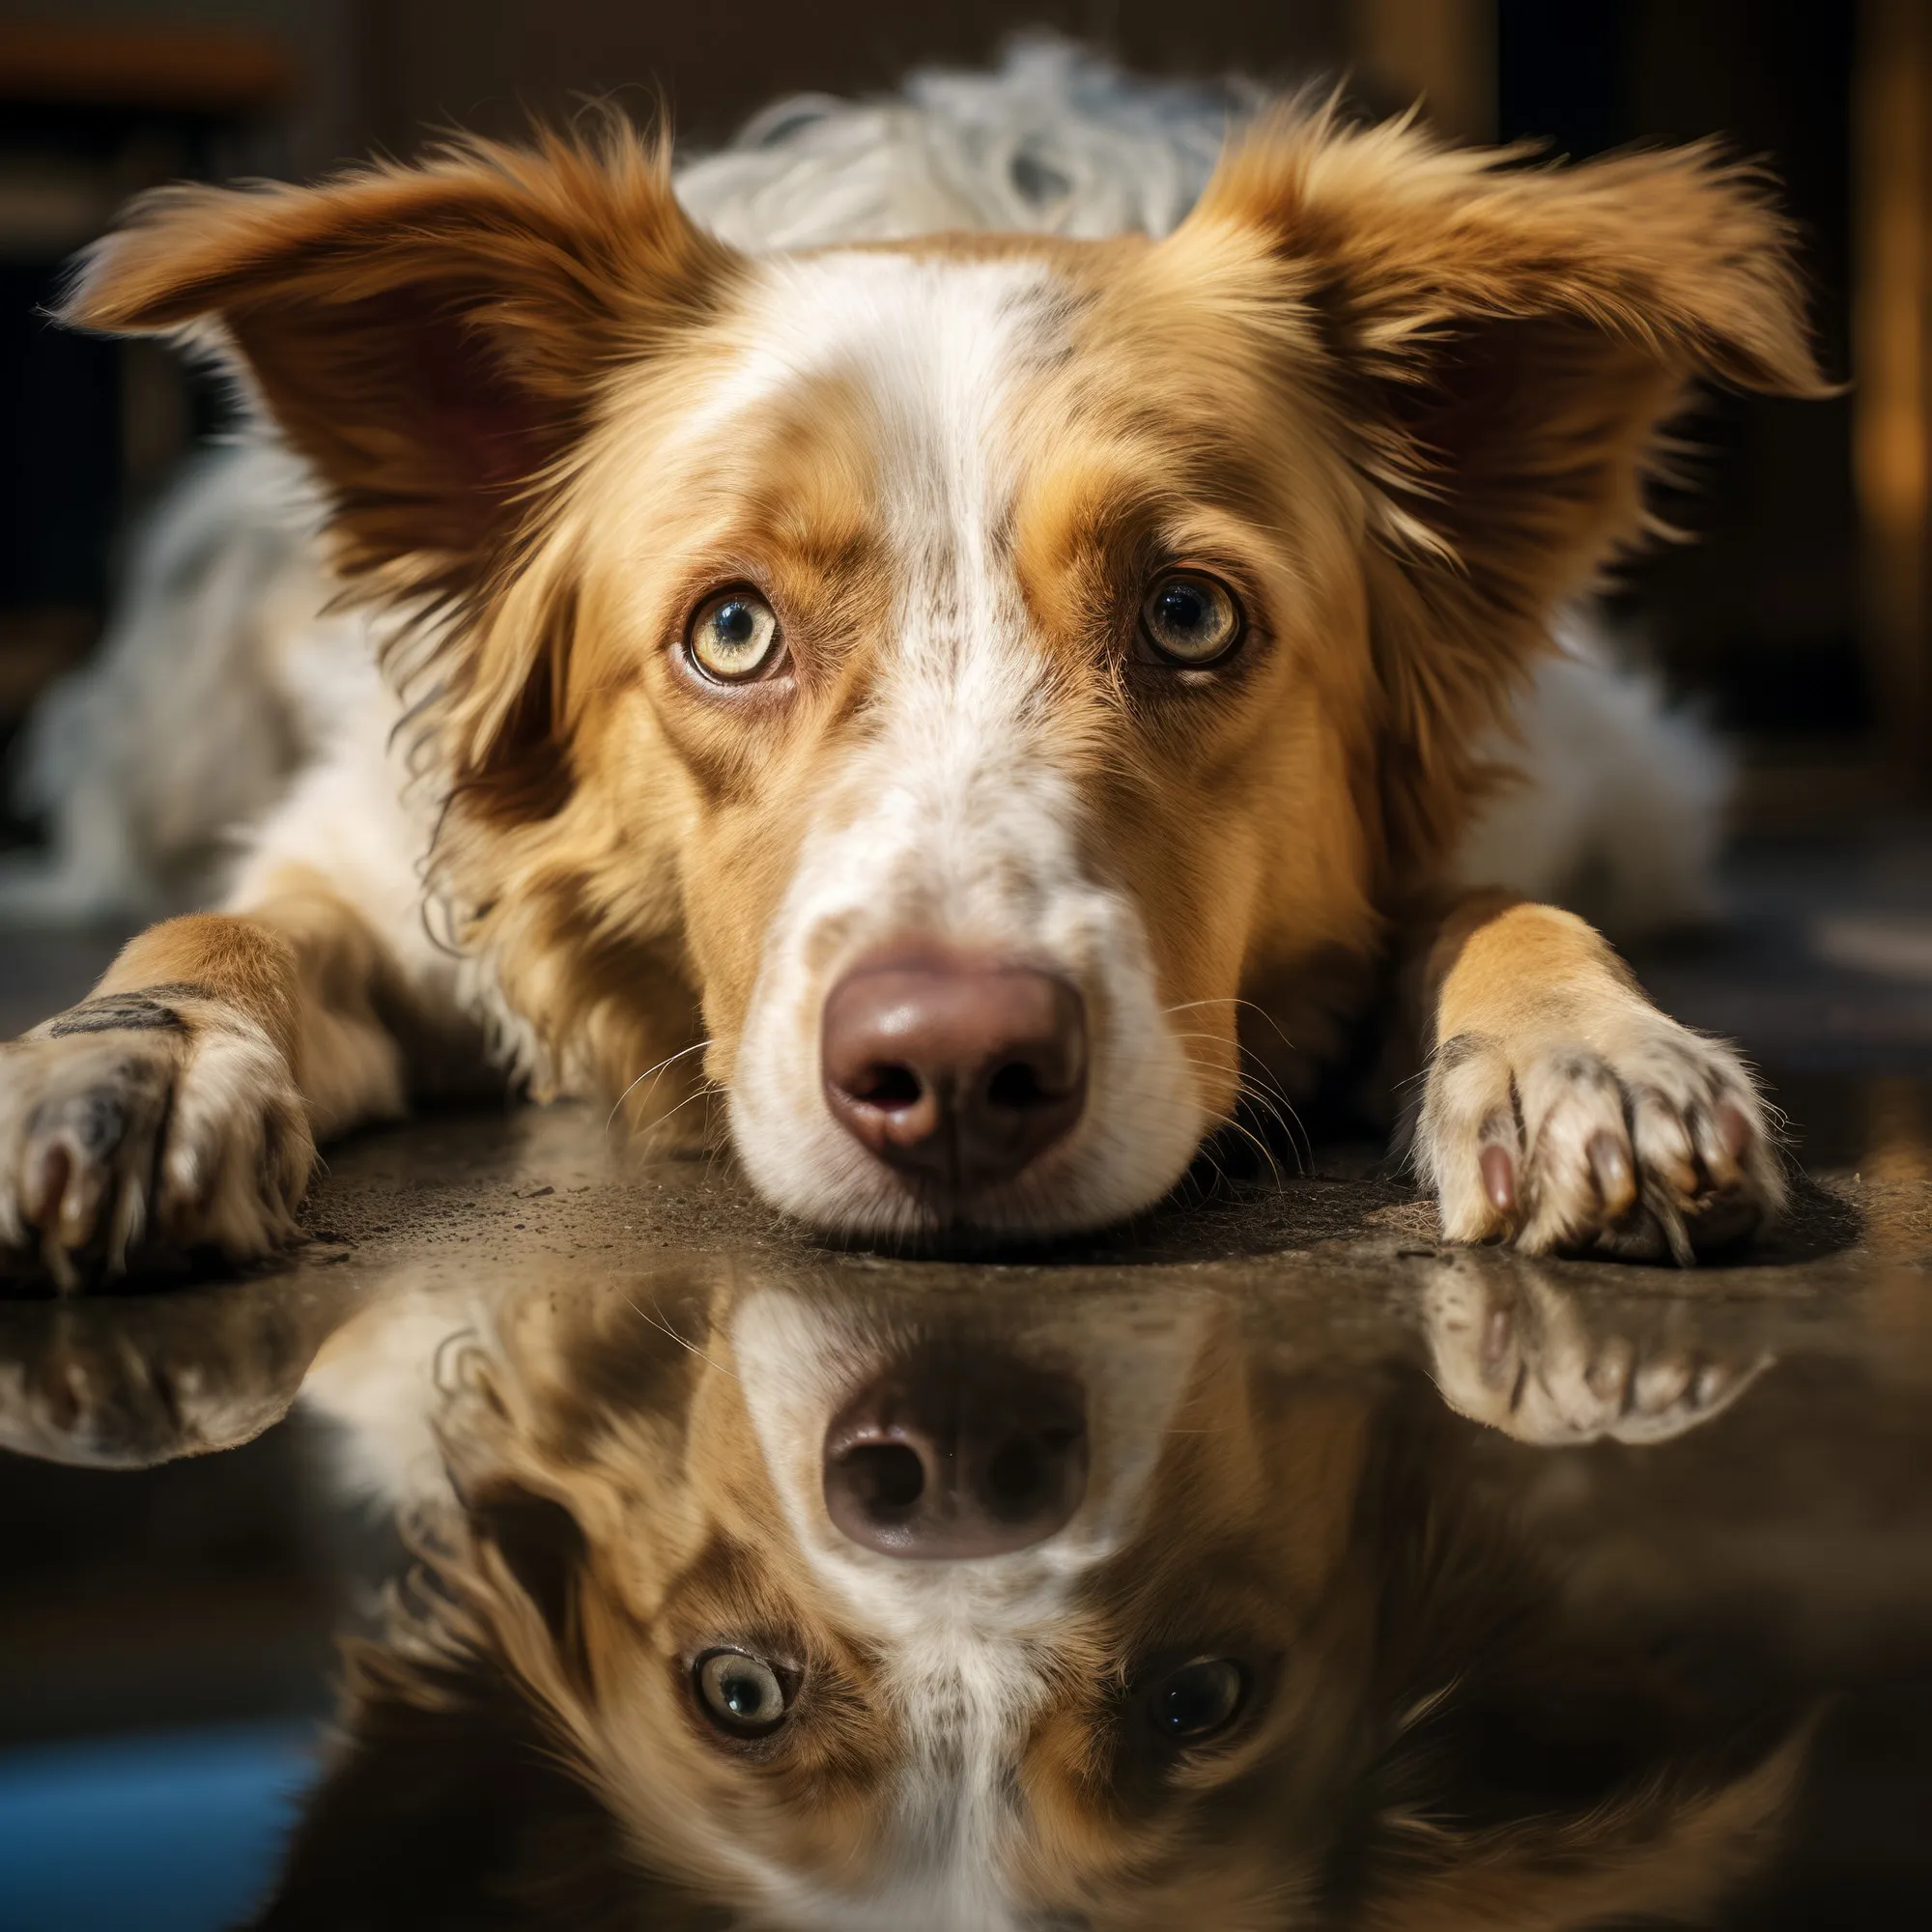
43, 981, 216, 1040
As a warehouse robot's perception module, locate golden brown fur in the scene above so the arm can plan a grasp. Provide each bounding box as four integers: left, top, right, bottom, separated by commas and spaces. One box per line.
257, 1273, 1802, 1928
0, 91, 1830, 1276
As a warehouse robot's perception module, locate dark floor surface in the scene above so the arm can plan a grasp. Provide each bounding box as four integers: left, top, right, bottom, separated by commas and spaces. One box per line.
1, 822, 1930, 1734
0, 820, 1928, 1925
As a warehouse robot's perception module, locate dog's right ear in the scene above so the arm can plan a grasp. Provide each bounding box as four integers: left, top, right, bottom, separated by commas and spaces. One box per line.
250, 1684, 731, 1931
462, 1475, 592, 1677
60, 123, 742, 603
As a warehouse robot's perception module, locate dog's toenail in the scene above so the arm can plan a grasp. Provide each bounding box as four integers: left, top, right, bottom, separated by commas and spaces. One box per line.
1480, 1144, 1516, 1214
24, 1144, 71, 1226
1482, 1306, 1513, 1368
1718, 1103, 1752, 1160
1588, 1130, 1634, 1211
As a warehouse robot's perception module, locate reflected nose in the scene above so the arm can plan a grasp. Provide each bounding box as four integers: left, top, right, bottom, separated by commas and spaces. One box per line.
823, 1349, 1089, 1558
821, 952, 1087, 1194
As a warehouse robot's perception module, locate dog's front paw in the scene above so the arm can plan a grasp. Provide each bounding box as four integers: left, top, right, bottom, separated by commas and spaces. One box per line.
1419, 1014, 1785, 1263
0, 990, 313, 1289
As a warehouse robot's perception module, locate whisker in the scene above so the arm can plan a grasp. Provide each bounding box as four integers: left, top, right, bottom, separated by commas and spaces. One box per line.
1155, 1039, 1312, 1179
631, 1079, 730, 1155
624, 1297, 739, 1381
1165, 1029, 1305, 1103
605, 1038, 713, 1139
1162, 994, 1295, 1052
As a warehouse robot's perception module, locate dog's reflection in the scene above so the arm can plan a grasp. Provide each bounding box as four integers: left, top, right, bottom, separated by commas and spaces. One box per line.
248, 1263, 1803, 1931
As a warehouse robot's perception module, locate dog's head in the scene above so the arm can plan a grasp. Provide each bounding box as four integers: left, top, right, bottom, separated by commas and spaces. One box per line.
64, 104, 1824, 1237
275, 1267, 1800, 1930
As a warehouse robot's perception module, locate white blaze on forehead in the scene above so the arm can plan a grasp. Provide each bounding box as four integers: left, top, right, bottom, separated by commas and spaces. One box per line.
719, 247, 1208, 1238
761, 246, 1061, 481
759, 251, 1075, 893
675, 247, 1064, 526
684, 246, 1087, 916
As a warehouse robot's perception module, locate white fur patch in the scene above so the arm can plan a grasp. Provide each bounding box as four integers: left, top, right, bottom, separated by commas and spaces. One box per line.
726, 1282, 1210, 1929
676, 38, 1252, 251
725, 251, 1207, 1237
1454, 613, 1733, 945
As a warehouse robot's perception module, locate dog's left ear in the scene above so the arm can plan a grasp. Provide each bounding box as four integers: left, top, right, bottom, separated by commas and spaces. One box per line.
59, 121, 741, 604
1356, 1733, 1805, 1930
1182, 109, 1831, 869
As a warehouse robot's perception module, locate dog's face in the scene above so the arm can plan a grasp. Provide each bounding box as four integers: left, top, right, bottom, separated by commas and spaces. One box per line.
549, 232, 1384, 1239
312, 1266, 1797, 1930
66, 111, 1819, 1237
441, 1274, 1295, 1928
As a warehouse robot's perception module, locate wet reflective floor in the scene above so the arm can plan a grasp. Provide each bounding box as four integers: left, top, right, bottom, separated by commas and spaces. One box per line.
1, 821, 1931, 1929
0, 1086, 1927, 1929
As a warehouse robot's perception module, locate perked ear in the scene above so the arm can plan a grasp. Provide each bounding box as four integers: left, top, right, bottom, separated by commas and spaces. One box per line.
59, 119, 742, 603
1183, 106, 1832, 875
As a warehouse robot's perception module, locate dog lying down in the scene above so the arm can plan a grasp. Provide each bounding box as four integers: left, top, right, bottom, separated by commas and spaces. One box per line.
252, 1259, 1801, 1930
0, 44, 1827, 1280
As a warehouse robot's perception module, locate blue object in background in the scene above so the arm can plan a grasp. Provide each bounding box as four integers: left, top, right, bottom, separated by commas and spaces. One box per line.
0, 1722, 319, 1932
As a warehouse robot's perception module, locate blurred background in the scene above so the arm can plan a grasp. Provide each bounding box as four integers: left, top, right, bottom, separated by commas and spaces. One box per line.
0, 0, 1923, 838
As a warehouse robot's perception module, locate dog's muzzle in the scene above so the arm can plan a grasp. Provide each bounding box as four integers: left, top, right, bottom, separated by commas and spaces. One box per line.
822, 1344, 1089, 1558
820, 948, 1087, 1203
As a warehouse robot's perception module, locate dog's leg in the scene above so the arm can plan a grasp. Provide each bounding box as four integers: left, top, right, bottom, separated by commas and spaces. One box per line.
1413, 895, 1784, 1262
0, 867, 434, 1286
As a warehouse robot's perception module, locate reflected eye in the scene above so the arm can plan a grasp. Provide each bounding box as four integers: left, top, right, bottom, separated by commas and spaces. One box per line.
694, 1648, 790, 1736
1140, 571, 1244, 667
1148, 1658, 1248, 1744
687, 588, 782, 683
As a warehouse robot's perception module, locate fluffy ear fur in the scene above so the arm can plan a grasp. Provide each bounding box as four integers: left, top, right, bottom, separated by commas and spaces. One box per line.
1183, 108, 1832, 879
252, 1678, 731, 1931
1335, 1378, 1809, 1931
1358, 1754, 1805, 1932
58, 121, 741, 609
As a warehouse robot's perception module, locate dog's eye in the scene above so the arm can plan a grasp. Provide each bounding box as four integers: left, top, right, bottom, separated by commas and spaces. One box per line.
687, 588, 783, 682
1140, 571, 1243, 667
1147, 1657, 1247, 1744
694, 1647, 790, 1736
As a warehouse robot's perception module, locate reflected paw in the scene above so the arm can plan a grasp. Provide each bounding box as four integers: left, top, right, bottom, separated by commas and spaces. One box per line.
1423, 1265, 1773, 1445
0, 1293, 322, 1465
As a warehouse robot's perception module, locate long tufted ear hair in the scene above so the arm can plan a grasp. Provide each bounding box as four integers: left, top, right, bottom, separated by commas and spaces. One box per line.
1177, 103, 1832, 883
1323, 1366, 1812, 1932
251, 1672, 736, 1932
58, 117, 745, 803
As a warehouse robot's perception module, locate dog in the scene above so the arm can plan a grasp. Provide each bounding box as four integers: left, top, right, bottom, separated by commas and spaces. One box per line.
0, 43, 1826, 1281
253, 1255, 1802, 1929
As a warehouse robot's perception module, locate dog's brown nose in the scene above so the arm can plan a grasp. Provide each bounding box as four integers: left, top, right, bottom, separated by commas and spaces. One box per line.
823, 1349, 1088, 1558
821, 952, 1087, 1195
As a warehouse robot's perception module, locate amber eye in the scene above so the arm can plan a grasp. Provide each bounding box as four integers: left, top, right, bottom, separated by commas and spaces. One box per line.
1147, 1658, 1248, 1744
687, 588, 783, 683
1140, 571, 1244, 667
694, 1648, 790, 1737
